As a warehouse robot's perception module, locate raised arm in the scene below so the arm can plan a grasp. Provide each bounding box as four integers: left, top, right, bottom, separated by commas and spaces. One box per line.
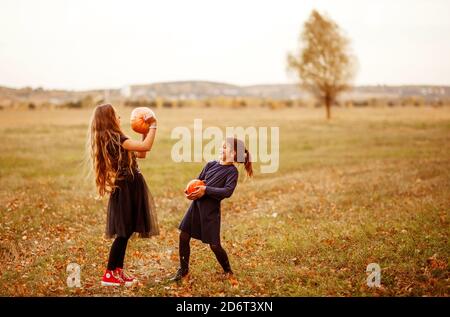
122, 118, 157, 154
135, 132, 149, 159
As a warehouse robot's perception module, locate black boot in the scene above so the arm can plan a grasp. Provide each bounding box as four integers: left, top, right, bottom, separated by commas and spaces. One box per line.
169, 267, 189, 282
221, 258, 233, 275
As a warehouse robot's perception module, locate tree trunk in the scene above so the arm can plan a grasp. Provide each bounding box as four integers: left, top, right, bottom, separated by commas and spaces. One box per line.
325, 95, 331, 120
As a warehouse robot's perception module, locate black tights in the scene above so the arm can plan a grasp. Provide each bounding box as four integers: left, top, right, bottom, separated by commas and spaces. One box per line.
179, 231, 232, 273
107, 235, 131, 271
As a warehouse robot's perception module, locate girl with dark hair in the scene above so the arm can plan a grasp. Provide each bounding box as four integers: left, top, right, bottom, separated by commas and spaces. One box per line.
171, 137, 253, 282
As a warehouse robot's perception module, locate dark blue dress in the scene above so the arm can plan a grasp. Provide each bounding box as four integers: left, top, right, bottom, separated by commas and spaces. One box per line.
179, 160, 238, 245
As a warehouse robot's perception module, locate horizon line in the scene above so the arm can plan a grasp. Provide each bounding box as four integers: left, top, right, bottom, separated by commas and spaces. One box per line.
1, 80, 450, 92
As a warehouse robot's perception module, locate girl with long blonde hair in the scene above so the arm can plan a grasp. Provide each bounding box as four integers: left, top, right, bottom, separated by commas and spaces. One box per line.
86, 103, 159, 287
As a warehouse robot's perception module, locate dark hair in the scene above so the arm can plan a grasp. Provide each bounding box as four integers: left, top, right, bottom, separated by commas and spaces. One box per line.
225, 137, 253, 177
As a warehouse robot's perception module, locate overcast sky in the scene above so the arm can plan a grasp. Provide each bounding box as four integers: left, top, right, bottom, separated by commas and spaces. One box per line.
1, 0, 449, 90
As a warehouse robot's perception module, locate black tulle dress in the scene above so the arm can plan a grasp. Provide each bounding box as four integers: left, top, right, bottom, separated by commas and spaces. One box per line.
105, 134, 159, 239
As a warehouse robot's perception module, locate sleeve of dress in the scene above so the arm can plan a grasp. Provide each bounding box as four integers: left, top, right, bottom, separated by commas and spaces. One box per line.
205, 169, 238, 201
119, 134, 129, 145
197, 161, 212, 180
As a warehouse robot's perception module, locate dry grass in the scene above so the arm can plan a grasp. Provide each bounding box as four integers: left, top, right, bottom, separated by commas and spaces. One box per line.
0, 106, 449, 296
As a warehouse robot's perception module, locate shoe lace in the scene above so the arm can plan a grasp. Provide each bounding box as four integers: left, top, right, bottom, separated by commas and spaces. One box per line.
118, 268, 133, 280
112, 270, 125, 282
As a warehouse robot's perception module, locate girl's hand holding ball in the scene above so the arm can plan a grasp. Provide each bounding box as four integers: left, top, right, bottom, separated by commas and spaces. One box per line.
130, 107, 157, 134
184, 179, 206, 200
185, 185, 206, 200
145, 114, 157, 127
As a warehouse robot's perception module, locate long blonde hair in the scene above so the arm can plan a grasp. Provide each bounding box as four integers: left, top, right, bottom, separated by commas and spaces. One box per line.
85, 104, 135, 197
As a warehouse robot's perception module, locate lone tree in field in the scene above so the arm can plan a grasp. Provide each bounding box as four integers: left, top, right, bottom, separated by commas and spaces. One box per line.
287, 10, 357, 119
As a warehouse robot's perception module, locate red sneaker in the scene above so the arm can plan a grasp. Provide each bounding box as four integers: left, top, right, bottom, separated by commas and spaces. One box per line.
101, 269, 124, 287
115, 268, 137, 286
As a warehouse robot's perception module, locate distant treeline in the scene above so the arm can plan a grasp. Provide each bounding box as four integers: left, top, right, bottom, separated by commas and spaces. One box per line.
1, 95, 450, 110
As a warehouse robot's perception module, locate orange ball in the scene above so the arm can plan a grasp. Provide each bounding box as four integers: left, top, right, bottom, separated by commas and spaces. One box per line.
130, 107, 155, 134
185, 179, 206, 195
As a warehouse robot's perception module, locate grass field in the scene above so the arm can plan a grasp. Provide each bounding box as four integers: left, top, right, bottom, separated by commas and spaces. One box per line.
0, 106, 449, 296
